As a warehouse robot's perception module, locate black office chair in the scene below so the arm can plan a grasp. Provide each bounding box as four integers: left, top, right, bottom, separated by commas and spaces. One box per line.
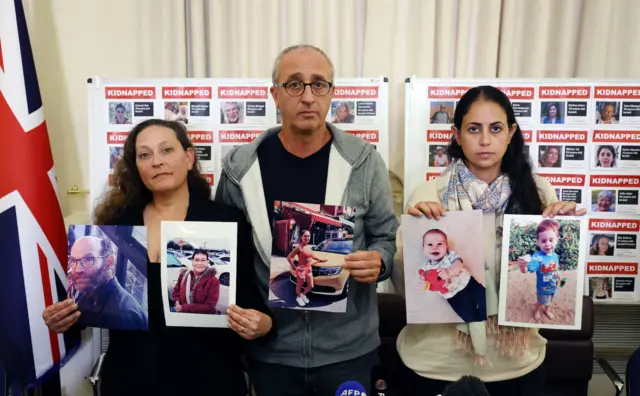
595, 354, 624, 396
625, 347, 640, 396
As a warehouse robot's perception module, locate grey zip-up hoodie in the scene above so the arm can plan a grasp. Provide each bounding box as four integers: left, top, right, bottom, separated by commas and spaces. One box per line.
214, 122, 398, 368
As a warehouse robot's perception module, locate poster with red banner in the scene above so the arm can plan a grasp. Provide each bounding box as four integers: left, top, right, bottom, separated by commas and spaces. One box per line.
591, 130, 640, 170
187, 131, 215, 173
498, 86, 536, 125
424, 130, 453, 178
594, 85, 640, 125
538, 85, 591, 125
217, 84, 269, 126
536, 173, 587, 209
586, 261, 639, 301
162, 85, 212, 125
589, 174, 640, 214
404, 78, 640, 307
89, 77, 390, 211
534, 130, 589, 170
327, 79, 390, 167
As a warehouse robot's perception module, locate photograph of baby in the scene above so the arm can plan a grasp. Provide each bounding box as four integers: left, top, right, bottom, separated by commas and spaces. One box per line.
268, 201, 355, 312
401, 211, 486, 324
499, 215, 587, 330
67, 224, 148, 331
160, 221, 237, 328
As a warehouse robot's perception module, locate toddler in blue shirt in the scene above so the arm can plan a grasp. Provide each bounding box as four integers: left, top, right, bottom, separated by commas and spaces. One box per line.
519, 219, 561, 321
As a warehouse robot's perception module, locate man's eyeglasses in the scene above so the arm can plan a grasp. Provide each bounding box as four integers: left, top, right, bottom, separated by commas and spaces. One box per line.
274, 80, 333, 97
68, 255, 108, 268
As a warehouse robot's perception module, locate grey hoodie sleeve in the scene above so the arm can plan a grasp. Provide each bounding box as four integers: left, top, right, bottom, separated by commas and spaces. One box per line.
365, 151, 399, 282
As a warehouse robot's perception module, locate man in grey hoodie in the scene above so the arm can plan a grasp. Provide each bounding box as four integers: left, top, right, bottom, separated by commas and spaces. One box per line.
214, 44, 398, 395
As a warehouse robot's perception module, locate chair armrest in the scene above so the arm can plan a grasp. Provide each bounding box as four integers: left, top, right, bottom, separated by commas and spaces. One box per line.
594, 355, 624, 396
88, 353, 106, 391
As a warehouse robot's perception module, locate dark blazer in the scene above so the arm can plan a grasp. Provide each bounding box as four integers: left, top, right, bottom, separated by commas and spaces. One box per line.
76, 277, 148, 330
97, 193, 276, 396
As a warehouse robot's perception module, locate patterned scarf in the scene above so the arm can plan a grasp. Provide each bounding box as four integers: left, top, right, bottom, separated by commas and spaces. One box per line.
437, 159, 531, 365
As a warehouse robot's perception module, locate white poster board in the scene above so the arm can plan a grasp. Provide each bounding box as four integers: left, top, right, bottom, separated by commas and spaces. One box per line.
404, 78, 640, 305
87, 76, 390, 216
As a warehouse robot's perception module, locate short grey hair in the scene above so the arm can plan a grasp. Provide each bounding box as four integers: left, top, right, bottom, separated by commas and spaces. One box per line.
271, 44, 335, 84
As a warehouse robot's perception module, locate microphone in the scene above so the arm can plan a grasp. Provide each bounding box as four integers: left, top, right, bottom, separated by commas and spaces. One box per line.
336, 381, 367, 396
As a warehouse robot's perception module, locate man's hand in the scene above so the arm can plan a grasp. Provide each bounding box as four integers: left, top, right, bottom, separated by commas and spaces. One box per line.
343, 250, 382, 283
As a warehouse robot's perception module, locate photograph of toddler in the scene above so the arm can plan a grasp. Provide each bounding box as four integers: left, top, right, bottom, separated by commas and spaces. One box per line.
401, 211, 486, 324
499, 215, 587, 330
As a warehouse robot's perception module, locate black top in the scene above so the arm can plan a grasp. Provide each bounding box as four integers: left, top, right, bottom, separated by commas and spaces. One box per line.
257, 132, 332, 224
76, 277, 148, 331
97, 194, 275, 396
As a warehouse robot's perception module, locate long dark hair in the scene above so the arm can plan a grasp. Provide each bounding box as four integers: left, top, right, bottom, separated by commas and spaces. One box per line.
93, 119, 211, 224
448, 86, 544, 214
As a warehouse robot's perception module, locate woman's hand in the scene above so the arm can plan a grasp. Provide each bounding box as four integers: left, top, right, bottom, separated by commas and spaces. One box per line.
408, 201, 446, 220
542, 201, 587, 218
42, 299, 80, 333
227, 305, 272, 340
175, 302, 182, 312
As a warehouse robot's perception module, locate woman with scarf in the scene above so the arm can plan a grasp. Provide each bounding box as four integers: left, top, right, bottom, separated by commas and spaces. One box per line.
392, 86, 586, 396
173, 249, 221, 314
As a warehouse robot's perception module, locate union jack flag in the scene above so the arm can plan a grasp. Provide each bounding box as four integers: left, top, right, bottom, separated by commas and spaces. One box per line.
0, 0, 81, 393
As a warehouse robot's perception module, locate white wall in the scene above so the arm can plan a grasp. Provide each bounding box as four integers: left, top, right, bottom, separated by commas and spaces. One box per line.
23, 0, 187, 220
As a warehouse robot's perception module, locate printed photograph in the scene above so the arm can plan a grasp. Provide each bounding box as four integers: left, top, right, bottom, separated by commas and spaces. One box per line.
595, 102, 620, 124
67, 224, 148, 331
268, 201, 355, 312
401, 211, 486, 324
594, 145, 618, 168
109, 146, 123, 169
164, 102, 189, 124
220, 101, 244, 124
108, 102, 132, 125
540, 102, 564, 124
429, 101, 454, 124
589, 277, 613, 300
428, 145, 451, 168
499, 215, 587, 330
538, 145, 562, 168
589, 234, 615, 256
331, 101, 355, 124
592, 189, 617, 212
161, 221, 237, 328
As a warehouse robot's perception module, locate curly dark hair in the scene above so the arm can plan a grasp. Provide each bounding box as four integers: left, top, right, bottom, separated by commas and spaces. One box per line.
93, 119, 211, 225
